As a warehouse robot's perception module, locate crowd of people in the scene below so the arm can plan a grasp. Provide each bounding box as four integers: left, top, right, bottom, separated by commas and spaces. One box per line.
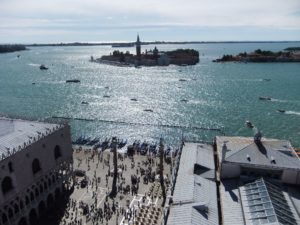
55, 144, 176, 225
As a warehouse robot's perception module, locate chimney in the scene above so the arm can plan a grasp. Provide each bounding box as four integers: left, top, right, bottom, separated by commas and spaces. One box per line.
222, 142, 227, 160
247, 154, 251, 161
254, 131, 262, 144
254, 131, 267, 155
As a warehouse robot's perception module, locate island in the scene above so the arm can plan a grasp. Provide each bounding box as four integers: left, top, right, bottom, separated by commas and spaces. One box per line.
0, 44, 27, 53
92, 35, 199, 67
284, 47, 300, 51
213, 48, 300, 62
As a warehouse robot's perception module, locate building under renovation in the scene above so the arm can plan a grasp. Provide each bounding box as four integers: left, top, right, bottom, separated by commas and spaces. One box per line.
0, 117, 73, 225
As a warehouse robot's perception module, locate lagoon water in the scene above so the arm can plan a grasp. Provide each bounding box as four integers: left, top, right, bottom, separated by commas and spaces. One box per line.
0, 43, 300, 146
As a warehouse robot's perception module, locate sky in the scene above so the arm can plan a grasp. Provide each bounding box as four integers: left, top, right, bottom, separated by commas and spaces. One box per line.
0, 0, 300, 43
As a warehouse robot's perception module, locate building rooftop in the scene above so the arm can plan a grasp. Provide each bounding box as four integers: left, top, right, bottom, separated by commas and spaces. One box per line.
167, 143, 219, 225
220, 179, 245, 225
216, 136, 300, 170
241, 177, 300, 225
220, 177, 300, 225
0, 117, 63, 161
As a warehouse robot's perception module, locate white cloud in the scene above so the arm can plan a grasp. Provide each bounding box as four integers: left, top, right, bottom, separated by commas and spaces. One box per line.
0, 0, 299, 42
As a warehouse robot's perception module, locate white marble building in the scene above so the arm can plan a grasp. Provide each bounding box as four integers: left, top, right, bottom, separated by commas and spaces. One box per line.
0, 117, 73, 225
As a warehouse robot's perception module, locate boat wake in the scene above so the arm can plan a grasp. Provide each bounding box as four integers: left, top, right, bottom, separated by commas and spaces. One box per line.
285, 111, 300, 116
28, 63, 40, 67
188, 99, 209, 105
270, 98, 288, 103
39, 81, 66, 84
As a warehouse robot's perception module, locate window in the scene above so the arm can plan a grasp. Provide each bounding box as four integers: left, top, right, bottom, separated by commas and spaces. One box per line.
54, 145, 62, 159
32, 158, 41, 174
1, 176, 13, 195
8, 162, 13, 173
2, 213, 8, 224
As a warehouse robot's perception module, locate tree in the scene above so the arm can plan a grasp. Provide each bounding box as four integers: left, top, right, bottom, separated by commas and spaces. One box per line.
255, 49, 262, 54
119, 52, 125, 62
159, 138, 166, 206
109, 137, 118, 198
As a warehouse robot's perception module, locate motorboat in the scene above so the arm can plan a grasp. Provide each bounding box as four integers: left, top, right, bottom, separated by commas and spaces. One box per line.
181, 99, 188, 103
66, 79, 80, 83
130, 98, 138, 101
144, 109, 153, 112
245, 120, 254, 128
259, 96, 271, 101
263, 79, 271, 81
81, 101, 89, 105
277, 109, 285, 113
40, 64, 48, 70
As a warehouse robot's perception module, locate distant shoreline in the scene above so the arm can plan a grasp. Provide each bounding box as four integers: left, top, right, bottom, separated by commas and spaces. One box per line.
12, 41, 300, 47
0, 44, 27, 53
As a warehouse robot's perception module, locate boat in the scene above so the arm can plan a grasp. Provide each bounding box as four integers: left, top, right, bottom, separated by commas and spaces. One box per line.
130, 98, 138, 101
39, 64, 48, 70
87, 137, 99, 146
245, 121, 254, 128
103, 95, 110, 98
277, 109, 285, 113
101, 138, 110, 150
259, 96, 271, 101
179, 79, 187, 82
118, 139, 128, 148
81, 101, 89, 105
263, 79, 271, 81
144, 109, 153, 112
149, 142, 157, 154
181, 99, 188, 103
66, 79, 80, 83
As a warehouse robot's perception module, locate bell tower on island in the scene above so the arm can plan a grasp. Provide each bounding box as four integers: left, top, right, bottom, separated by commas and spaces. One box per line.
136, 34, 141, 60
